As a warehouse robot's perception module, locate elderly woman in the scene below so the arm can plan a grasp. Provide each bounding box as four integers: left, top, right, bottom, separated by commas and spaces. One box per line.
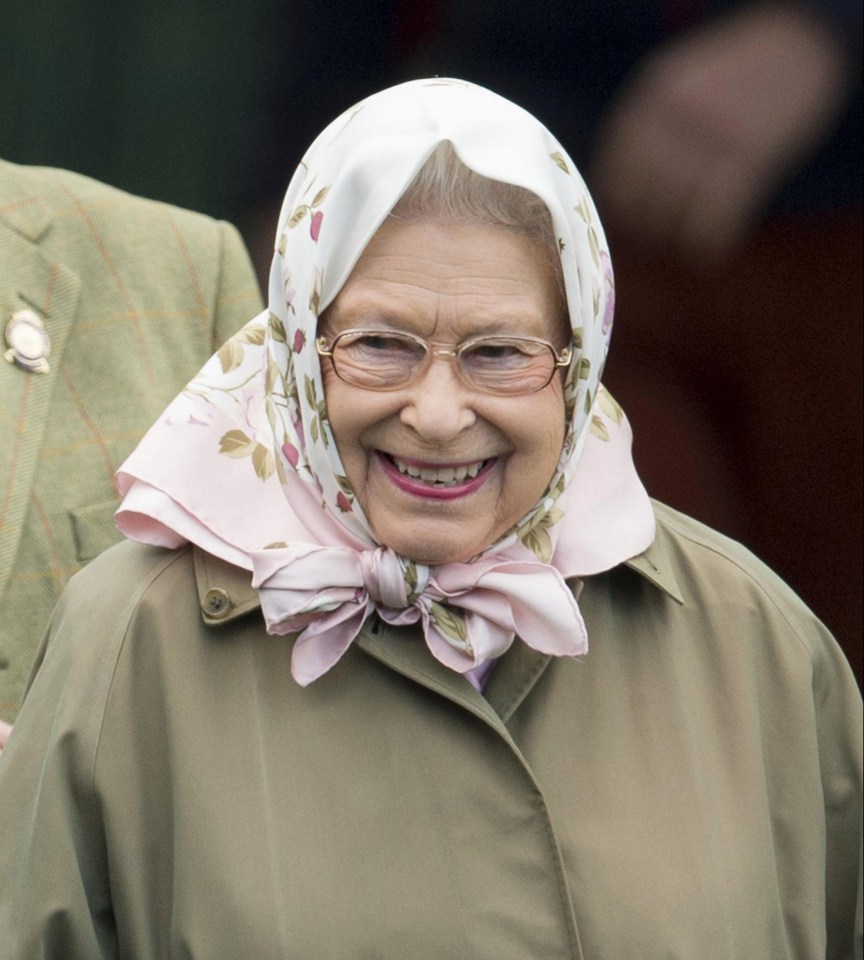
0, 80, 860, 960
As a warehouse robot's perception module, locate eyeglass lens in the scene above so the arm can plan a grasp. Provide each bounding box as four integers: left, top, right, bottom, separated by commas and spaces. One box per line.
331, 332, 557, 394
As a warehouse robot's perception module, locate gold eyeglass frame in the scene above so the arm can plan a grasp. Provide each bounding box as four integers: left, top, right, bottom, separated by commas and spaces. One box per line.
316, 329, 572, 395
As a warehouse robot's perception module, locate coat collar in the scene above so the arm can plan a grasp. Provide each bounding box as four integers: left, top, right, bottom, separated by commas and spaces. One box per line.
191, 509, 684, 725
191, 544, 524, 741
624, 516, 684, 604
0, 164, 82, 598
191, 510, 685, 628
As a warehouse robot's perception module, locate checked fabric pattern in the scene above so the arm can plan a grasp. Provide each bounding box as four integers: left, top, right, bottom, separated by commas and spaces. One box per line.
0, 160, 262, 719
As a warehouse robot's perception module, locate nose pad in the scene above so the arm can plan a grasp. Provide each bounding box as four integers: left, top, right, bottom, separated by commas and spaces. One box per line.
399, 353, 476, 439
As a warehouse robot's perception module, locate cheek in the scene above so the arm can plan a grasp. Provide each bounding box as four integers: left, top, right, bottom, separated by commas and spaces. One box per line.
321, 375, 391, 478
321, 365, 370, 439
536, 386, 567, 454
539, 394, 567, 475
534, 409, 567, 480
320, 372, 359, 462
504, 391, 566, 491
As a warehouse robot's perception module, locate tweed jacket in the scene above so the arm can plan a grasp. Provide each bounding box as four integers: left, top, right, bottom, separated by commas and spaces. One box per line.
0, 502, 860, 959
0, 160, 263, 719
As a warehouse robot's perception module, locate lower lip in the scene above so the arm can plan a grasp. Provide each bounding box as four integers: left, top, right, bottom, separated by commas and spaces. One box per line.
378, 453, 495, 501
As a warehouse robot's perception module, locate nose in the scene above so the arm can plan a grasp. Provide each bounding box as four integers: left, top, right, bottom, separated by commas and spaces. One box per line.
399, 352, 477, 440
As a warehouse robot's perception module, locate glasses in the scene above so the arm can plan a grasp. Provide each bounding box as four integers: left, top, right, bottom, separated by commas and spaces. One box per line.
316, 329, 572, 396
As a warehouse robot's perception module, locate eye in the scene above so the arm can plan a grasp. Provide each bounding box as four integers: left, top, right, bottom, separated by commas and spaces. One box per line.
355, 334, 403, 351
462, 338, 541, 368
470, 343, 519, 359
342, 332, 424, 360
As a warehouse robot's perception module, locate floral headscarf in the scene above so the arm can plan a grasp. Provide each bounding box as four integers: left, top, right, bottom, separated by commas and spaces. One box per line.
117, 79, 654, 684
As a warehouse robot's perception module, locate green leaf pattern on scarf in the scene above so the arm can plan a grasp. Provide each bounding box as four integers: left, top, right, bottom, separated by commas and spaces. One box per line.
429, 601, 472, 654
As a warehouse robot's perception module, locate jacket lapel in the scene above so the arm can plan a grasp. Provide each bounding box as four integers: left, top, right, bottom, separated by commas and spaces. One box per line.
0, 180, 82, 599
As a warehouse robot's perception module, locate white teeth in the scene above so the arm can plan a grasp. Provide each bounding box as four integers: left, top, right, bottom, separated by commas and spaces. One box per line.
392, 457, 486, 486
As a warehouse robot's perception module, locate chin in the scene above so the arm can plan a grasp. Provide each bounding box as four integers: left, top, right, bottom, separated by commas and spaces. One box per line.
378, 530, 486, 566
414, 548, 475, 566
368, 512, 503, 566
391, 541, 473, 566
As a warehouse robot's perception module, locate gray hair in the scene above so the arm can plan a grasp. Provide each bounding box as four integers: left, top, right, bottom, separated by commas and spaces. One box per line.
389, 142, 565, 307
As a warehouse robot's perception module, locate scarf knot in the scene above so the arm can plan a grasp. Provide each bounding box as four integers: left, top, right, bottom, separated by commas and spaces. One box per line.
359, 548, 429, 610
248, 544, 589, 686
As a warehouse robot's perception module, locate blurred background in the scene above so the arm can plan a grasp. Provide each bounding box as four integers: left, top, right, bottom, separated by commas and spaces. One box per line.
1, 0, 861, 679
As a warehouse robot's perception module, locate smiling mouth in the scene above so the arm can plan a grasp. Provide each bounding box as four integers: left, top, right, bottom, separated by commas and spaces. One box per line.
388, 455, 491, 488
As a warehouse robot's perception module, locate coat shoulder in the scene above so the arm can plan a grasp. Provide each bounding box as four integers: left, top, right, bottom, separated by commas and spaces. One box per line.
63, 538, 196, 622
647, 500, 846, 672
0, 157, 249, 282
13, 542, 198, 748
1, 158, 261, 340
1, 158, 222, 235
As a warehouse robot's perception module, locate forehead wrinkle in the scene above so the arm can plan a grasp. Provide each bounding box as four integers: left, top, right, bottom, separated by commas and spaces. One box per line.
326, 220, 564, 341
352, 251, 542, 292
331, 282, 552, 341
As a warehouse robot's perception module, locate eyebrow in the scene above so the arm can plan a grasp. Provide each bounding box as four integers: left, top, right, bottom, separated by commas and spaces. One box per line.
322, 306, 552, 340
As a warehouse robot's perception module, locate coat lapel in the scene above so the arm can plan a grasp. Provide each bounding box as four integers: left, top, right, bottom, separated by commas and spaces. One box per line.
356, 621, 554, 751
356, 624, 516, 741
0, 180, 82, 599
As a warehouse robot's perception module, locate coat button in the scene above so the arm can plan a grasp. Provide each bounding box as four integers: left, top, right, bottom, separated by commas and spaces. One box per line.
202, 587, 232, 619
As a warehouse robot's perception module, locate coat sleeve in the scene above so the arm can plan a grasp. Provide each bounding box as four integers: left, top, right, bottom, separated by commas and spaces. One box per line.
212, 220, 263, 349
815, 622, 864, 960
0, 593, 120, 958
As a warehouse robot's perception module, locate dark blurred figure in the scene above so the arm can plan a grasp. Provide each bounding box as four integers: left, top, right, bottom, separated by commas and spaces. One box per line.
0, 0, 270, 221
247, 0, 862, 678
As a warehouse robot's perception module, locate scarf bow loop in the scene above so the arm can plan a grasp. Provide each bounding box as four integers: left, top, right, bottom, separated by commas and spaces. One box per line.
249, 546, 588, 685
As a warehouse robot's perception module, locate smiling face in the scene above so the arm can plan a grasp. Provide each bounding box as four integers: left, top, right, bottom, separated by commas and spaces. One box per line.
319, 219, 569, 565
